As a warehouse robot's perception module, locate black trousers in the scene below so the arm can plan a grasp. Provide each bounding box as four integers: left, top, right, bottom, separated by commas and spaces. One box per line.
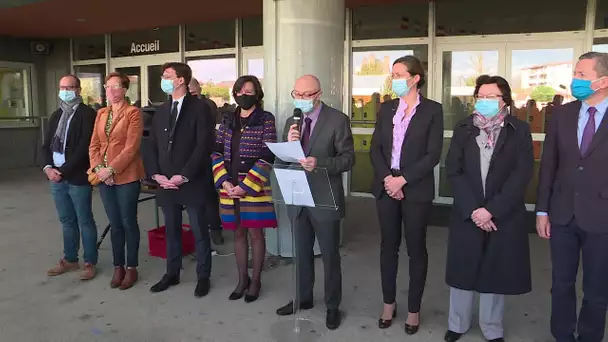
376, 195, 431, 313
162, 204, 212, 280
295, 208, 342, 310
550, 220, 608, 342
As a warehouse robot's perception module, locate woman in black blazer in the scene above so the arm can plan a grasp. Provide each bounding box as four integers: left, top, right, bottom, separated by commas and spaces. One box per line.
370, 55, 444, 334
443, 75, 532, 342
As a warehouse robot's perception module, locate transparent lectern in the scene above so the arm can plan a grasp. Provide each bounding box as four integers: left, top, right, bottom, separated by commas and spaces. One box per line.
266, 163, 338, 342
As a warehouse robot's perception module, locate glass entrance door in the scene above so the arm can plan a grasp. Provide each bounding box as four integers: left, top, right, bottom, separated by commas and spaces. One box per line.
435, 39, 583, 207
111, 53, 180, 107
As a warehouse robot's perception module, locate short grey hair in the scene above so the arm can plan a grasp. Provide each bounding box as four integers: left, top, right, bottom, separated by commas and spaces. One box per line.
579, 52, 608, 77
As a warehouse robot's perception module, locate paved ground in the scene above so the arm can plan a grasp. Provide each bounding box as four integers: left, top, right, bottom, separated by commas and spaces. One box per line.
0, 168, 588, 342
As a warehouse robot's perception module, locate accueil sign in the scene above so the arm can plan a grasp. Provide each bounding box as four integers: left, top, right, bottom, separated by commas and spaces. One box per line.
130, 40, 160, 54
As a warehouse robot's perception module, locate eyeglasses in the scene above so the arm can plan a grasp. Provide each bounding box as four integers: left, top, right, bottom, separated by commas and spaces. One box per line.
291, 90, 320, 100
103, 84, 122, 90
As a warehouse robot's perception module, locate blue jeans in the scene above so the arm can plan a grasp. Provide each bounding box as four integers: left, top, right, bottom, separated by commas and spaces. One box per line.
50, 181, 98, 264
99, 181, 141, 267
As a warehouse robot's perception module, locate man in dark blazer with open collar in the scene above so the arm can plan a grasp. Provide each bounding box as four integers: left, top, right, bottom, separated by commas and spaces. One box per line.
275, 75, 355, 330
144, 62, 215, 298
43, 74, 98, 280
536, 52, 608, 342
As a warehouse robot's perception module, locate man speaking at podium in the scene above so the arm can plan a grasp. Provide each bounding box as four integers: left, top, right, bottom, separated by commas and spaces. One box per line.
275, 75, 355, 330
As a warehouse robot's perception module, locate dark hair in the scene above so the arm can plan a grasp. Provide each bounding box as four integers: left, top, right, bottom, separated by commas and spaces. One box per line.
232, 75, 264, 104
162, 62, 192, 86
104, 72, 130, 90
393, 55, 426, 88
473, 75, 513, 106
62, 74, 81, 88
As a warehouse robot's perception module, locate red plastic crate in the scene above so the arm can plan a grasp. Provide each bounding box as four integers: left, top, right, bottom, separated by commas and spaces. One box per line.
148, 224, 195, 259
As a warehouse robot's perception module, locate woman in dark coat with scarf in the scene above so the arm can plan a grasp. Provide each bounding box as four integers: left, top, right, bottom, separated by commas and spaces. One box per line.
444, 75, 533, 342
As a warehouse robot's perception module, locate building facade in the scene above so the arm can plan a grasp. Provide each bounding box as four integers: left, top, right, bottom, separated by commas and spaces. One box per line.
2, 0, 608, 209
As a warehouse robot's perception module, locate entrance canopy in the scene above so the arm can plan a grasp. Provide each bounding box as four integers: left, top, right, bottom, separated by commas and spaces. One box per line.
0, 0, 426, 38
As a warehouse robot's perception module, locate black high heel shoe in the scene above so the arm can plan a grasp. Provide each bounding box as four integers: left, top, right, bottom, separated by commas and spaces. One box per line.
404, 312, 420, 335
378, 304, 397, 329
229, 276, 250, 300
244, 280, 261, 303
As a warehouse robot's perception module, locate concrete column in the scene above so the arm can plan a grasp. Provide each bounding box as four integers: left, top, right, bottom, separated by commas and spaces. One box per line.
263, 0, 345, 257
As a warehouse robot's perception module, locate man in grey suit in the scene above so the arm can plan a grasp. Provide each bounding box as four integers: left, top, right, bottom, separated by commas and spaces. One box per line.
275, 75, 355, 330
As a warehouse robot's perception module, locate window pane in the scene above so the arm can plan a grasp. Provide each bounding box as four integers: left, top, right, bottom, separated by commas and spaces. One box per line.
352, 3, 429, 40
510, 48, 575, 134
351, 46, 428, 126
436, 0, 585, 36
147, 65, 167, 106
0, 66, 28, 118
441, 50, 499, 130
74, 64, 106, 109
242, 16, 263, 47
72, 35, 105, 61
187, 56, 237, 117
246, 58, 264, 85
111, 26, 179, 57
596, 0, 608, 30
114, 67, 141, 106
351, 133, 373, 193
592, 37, 608, 52
185, 20, 235, 51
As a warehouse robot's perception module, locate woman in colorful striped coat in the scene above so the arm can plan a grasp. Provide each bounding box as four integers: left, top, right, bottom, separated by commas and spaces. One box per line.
212, 75, 277, 303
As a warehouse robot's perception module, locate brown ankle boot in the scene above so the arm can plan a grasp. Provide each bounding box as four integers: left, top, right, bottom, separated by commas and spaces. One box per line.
119, 267, 138, 290
111, 266, 125, 288
48, 259, 79, 276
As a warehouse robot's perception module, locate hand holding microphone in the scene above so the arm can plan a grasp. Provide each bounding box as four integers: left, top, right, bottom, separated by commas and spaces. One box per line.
288, 108, 303, 142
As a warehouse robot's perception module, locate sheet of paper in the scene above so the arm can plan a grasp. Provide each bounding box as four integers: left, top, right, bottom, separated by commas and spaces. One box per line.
273, 168, 316, 207
265, 141, 305, 163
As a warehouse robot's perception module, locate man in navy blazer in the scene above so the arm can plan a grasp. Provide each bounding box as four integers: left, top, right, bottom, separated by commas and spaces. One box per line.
537, 51, 608, 342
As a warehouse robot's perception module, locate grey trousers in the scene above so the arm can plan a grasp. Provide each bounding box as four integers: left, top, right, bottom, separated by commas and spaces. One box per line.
448, 287, 505, 340
295, 208, 342, 310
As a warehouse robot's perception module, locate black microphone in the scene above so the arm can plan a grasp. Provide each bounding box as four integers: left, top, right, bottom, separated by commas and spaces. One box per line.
293, 108, 303, 132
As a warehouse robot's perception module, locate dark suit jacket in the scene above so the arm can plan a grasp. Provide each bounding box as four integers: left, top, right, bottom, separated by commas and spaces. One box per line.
537, 101, 608, 232
144, 93, 215, 206
282, 103, 355, 221
41, 104, 96, 185
370, 97, 444, 202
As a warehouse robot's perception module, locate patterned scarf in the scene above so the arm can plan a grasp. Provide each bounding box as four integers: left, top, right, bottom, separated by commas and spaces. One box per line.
50, 96, 83, 153
472, 105, 508, 148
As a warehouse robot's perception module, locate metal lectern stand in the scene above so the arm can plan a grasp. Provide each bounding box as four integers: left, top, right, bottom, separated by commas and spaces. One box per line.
267, 164, 338, 342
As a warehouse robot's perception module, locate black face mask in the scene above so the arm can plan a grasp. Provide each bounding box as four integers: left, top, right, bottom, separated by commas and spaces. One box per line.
235, 94, 257, 110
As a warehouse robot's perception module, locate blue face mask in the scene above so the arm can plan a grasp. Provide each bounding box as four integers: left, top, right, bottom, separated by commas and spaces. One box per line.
294, 99, 314, 113
58, 90, 76, 103
391, 79, 411, 97
474, 99, 501, 117
571, 78, 597, 101
161, 79, 175, 95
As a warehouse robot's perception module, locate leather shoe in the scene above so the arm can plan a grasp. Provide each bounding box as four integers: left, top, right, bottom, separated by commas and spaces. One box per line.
276, 300, 314, 316
150, 274, 179, 293
326, 309, 342, 330
194, 278, 210, 298
110, 266, 125, 288
445, 330, 463, 342
488, 339, 504, 342
119, 267, 138, 290
405, 323, 419, 335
